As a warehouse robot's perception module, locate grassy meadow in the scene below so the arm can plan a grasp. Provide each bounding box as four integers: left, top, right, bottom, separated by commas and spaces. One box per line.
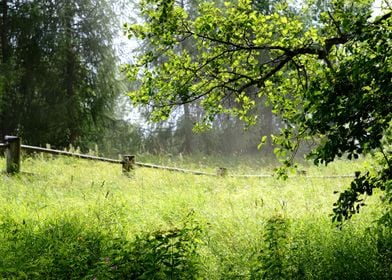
0, 154, 390, 279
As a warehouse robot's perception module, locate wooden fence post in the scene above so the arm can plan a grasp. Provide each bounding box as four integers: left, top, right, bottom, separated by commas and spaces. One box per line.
5, 136, 21, 174
216, 167, 228, 177
122, 155, 135, 175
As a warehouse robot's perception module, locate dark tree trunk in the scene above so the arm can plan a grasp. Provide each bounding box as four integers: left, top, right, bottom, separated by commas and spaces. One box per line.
1, 0, 10, 63
0, 0, 11, 140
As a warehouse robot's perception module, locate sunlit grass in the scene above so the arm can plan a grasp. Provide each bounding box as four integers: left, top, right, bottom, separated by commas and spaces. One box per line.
0, 155, 389, 279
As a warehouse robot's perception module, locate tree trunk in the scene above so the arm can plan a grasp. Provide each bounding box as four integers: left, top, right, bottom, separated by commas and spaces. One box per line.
259, 98, 274, 154
0, 0, 10, 63
0, 0, 11, 140
64, 4, 79, 144
182, 103, 193, 154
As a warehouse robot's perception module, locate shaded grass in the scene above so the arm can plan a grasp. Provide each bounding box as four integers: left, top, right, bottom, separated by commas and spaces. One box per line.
0, 155, 390, 279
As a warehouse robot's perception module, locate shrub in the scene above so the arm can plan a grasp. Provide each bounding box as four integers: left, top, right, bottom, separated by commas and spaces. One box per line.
251, 214, 291, 280
105, 213, 203, 279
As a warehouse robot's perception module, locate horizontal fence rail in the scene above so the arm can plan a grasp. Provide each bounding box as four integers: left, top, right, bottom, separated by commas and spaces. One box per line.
21, 145, 122, 164
228, 174, 355, 179
132, 163, 355, 178
135, 162, 217, 176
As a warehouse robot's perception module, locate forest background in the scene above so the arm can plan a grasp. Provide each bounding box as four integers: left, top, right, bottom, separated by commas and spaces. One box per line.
0, 0, 279, 158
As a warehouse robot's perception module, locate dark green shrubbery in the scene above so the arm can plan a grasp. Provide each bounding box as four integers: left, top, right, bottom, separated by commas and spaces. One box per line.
99, 214, 203, 279
0, 214, 203, 279
0, 217, 104, 279
1, 212, 391, 279
251, 215, 291, 280
374, 214, 392, 279
248, 215, 392, 280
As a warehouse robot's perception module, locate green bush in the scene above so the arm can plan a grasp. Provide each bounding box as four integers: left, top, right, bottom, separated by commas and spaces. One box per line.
251, 215, 292, 280
0, 217, 104, 279
0, 214, 203, 279
106, 214, 203, 279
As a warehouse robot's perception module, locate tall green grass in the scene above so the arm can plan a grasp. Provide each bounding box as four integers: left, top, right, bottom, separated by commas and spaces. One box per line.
0, 155, 390, 279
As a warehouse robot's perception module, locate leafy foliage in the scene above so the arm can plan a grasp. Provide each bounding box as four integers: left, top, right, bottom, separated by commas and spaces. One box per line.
112, 213, 203, 279
251, 215, 291, 280
0, 210, 203, 279
125, 0, 392, 222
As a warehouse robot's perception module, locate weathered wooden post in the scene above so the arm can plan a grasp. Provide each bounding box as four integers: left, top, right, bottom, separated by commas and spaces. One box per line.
5, 136, 21, 174
216, 167, 228, 177
122, 155, 135, 175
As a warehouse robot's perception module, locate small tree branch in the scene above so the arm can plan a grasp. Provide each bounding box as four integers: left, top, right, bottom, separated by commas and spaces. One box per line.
327, 11, 344, 36
380, 147, 391, 169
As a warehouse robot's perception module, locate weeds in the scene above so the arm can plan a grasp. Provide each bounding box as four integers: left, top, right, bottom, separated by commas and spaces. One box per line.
0, 213, 203, 279
109, 213, 203, 279
251, 214, 291, 280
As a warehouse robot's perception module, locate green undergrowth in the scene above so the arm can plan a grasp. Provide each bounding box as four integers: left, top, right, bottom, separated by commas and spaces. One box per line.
0, 155, 390, 279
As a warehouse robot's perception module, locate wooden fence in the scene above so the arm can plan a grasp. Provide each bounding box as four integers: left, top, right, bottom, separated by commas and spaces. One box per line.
0, 135, 355, 179
0, 136, 134, 174
0, 135, 220, 176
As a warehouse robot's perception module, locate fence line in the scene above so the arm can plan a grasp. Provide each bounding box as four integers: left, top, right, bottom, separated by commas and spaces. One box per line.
135, 162, 217, 176
1, 136, 355, 179
1, 137, 134, 174
132, 163, 354, 179
229, 174, 354, 179
21, 144, 122, 164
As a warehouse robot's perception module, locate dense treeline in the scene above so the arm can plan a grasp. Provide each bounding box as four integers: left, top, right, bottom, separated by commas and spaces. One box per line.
0, 0, 121, 148
0, 0, 282, 157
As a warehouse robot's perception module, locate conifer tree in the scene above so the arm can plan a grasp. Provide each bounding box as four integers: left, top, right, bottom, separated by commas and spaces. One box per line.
0, 0, 122, 148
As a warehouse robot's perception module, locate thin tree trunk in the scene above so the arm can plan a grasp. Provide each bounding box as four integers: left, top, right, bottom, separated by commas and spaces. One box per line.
179, 0, 193, 154
0, 0, 11, 139
182, 103, 193, 154
1, 0, 10, 63
64, 4, 79, 144
260, 98, 274, 154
